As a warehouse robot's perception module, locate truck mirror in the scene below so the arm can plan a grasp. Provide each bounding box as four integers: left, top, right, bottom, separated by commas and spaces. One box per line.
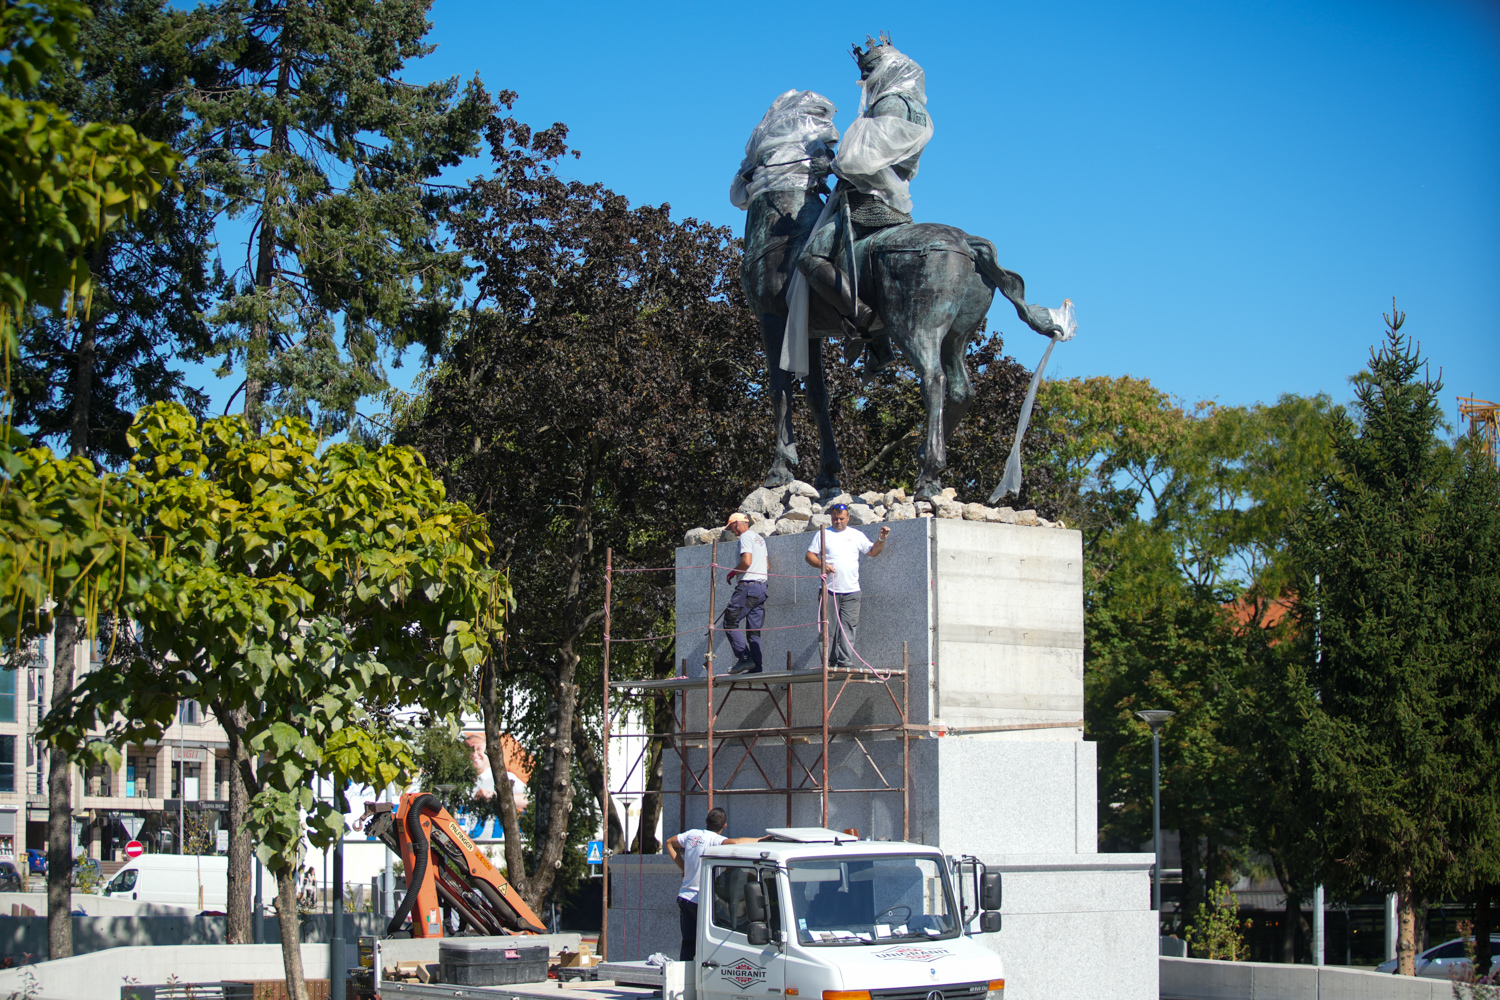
743, 882, 767, 924
747, 920, 771, 946
980, 872, 1002, 911
981, 911, 1001, 934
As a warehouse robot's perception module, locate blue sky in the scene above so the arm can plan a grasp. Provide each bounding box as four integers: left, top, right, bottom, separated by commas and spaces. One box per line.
200, 0, 1500, 431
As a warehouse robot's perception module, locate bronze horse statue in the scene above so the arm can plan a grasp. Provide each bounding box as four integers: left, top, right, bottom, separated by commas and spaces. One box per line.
735, 90, 1068, 501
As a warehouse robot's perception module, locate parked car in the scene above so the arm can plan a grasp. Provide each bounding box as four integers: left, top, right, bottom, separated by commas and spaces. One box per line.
0, 862, 23, 892
1376, 936, 1500, 978
69, 856, 100, 888
24, 850, 45, 874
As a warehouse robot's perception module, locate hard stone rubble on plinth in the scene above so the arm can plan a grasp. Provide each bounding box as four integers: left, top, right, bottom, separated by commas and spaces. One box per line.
682, 480, 1064, 546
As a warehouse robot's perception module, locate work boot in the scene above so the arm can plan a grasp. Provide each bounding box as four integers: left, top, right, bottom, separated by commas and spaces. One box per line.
804, 258, 875, 337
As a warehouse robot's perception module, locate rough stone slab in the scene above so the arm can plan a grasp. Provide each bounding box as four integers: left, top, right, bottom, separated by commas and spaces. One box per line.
786, 480, 818, 498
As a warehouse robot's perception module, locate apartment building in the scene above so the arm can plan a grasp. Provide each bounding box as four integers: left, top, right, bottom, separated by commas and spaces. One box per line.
2, 628, 233, 868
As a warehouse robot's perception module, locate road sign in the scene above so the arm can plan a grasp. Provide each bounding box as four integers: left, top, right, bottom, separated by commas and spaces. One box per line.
124, 840, 144, 859
585, 840, 603, 865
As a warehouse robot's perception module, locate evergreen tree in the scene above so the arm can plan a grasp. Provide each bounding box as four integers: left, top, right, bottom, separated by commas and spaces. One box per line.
1288, 306, 1495, 974
179, 0, 490, 434
14, 0, 215, 468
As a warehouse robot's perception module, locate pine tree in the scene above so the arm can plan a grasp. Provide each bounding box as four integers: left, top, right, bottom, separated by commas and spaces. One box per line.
180, 0, 490, 434
1289, 305, 1493, 974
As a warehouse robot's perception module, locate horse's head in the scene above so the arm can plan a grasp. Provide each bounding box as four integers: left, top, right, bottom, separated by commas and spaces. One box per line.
730, 89, 840, 211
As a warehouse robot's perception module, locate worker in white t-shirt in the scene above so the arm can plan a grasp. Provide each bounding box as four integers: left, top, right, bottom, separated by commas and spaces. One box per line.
804, 503, 891, 670
665, 807, 761, 960
723, 512, 770, 675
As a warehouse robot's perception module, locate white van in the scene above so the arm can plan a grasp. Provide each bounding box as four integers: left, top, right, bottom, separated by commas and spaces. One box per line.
103, 854, 228, 910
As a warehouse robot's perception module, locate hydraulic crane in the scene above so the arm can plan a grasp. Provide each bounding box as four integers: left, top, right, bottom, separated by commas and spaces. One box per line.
361, 792, 546, 938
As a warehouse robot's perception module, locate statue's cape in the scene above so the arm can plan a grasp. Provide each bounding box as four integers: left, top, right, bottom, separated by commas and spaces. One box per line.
730, 90, 839, 210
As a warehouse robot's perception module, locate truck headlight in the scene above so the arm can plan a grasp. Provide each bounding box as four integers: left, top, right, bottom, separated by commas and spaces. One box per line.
986, 980, 1005, 1000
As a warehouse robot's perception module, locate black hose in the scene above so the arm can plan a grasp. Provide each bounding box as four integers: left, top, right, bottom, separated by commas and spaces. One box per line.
385, 793, 441, 937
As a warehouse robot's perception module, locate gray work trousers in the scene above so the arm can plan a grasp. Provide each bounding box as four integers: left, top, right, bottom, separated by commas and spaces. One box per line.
828, 590, 862, 669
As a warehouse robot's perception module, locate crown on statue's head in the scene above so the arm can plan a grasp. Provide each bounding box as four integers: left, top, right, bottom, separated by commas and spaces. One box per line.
851, 32, 894, 74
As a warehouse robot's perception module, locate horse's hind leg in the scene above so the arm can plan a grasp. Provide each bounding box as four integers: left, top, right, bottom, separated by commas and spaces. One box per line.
805, 338, 843, 494
940, 326, 976, 445
761, 313, 798, 488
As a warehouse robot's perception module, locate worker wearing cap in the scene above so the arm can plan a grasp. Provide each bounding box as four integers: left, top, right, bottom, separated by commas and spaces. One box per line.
805, 504, 890, 669
723, 512, 769, 675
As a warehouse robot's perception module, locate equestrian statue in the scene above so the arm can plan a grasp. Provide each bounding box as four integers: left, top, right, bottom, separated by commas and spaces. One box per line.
732, 35, 1075, 502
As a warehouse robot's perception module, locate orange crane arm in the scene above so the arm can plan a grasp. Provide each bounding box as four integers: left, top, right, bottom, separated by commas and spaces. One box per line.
363, 792, 546, 938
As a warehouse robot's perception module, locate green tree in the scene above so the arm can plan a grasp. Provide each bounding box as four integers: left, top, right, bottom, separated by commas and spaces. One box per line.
1, 0, 178, 959
1287, 308, 1496, 974
13, 0, 214, 469
1053, 375, 1340, 936
400, 105, 769, 911
45, 402, 506, 1000
178, 0, 490, 434
410, 724, 478, 803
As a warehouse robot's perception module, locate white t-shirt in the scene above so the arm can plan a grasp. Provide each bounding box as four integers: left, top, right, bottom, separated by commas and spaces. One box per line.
738, 530, 768, 583
676, 829, 727, 903
808, 526, 874, 594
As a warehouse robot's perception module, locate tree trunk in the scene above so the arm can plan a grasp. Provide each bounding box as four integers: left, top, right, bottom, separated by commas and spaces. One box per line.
1179, 826, 1203, 941
69, 314, 96, 460
46, 616, 79, 960
245, 56, 291, 430
1476, 884, 1493, 979
1396, 867, 1417, 975
1272, 852, 1298, 963
275, 866, 309, 1000
218, 702, 253, 943
572, 727, 624, 853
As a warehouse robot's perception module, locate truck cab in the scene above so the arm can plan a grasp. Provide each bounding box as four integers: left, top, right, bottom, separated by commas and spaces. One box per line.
692, 829, 1004, 1000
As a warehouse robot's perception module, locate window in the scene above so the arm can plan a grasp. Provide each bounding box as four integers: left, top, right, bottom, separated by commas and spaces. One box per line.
106, 868, 137, 894
0, 737, 15, 793
787, 855, 956, 946
178, 701, 199, 725
710, 865, 780, 937
0, 667, 15, 723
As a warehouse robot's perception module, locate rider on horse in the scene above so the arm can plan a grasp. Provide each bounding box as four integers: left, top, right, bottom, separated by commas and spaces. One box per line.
798, 34, 933, 379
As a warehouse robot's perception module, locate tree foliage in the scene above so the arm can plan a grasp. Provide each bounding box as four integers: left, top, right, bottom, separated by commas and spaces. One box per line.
43, 402, 506, 1000
177, 0, 490, 432
13, 0, 215, 468
1287, 311, 1500, 973
401, 103, 768, 912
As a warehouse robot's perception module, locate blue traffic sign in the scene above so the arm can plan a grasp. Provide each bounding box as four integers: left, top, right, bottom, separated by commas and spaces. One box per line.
586, 839, 604, 864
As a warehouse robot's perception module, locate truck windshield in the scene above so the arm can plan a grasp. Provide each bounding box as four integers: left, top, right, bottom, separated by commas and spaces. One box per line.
787, 855, 957, 945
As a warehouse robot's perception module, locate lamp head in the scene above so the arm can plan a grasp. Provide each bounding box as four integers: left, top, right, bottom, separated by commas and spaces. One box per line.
1135, 709, 1175, 732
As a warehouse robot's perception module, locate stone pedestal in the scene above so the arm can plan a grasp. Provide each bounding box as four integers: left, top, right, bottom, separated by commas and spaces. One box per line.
606, 517, 1154, 1000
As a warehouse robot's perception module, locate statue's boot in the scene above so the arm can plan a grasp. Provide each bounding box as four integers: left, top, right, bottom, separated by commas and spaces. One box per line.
859, 332, 897, 382
804, 259, 875, 339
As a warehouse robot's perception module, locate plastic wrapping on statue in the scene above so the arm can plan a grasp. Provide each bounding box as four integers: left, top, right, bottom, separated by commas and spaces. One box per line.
991, 301, 1077, 503
730, 90, 839, 210
834, 46, 933, 214
780, 193, 840, 377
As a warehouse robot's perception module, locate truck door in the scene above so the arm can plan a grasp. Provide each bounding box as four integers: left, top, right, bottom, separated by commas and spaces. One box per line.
699, 863, 785, 1000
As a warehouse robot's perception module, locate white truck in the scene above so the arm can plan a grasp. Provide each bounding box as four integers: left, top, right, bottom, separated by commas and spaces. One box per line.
368, 828, 1006, 1000
684, 829, 1004, 1000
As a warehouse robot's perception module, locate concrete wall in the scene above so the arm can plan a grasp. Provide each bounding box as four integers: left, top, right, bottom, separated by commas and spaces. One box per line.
603, 855, 683, 962
0, 912, 387, 961
1159, 955, 1452, 999
0, 942, 329, 1000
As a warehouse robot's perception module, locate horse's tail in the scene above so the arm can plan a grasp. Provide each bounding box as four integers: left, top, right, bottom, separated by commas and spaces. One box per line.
968, 236, 1066, 339
967, 237, 1029, 313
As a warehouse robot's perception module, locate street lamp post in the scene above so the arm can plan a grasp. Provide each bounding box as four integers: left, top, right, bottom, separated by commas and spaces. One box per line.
1136, 710, 1175, 913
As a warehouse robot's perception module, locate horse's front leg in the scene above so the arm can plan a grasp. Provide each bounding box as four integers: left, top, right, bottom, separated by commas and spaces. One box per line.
805, 336, 842, 495
760, 313, 798, 488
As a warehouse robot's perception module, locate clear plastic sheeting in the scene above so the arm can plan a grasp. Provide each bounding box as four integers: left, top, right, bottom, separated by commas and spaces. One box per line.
730, 90, 839, 211
991, 300, 1078, 503
834, 46, 933, 214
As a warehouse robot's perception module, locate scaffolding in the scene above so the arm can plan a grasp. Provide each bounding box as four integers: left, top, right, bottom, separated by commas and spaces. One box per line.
1459, 396, 1498, 464
599, 543, 913, 957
